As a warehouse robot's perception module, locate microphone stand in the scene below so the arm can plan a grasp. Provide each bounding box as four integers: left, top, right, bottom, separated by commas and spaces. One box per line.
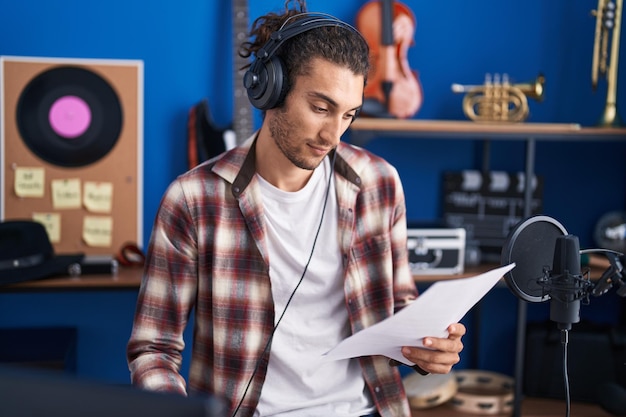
542, 235, 587, 417
540, 237, 625, 417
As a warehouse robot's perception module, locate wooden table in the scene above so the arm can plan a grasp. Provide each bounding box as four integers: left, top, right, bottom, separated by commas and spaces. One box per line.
411, 397, 614, 416
2, 256, 609, 290
0, 267, 143, 291
0, 263, 492, 291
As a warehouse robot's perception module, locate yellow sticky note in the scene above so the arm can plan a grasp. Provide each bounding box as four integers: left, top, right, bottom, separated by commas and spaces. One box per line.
32, 212, 62, 243
51, 178, 81, 209
82, 216, 113, 247
14, 167, 45, 198
83, 181, 113, 213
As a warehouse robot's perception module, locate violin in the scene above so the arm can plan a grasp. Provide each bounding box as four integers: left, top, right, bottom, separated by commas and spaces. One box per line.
356, 0, 423, 119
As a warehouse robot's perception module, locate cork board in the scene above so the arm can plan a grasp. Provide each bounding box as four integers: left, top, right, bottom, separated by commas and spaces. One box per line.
1, 56, 143, 256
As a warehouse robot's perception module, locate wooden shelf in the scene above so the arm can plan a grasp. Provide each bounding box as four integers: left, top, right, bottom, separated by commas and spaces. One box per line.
0, 267, 143, 292
413, 257, 610, 284
4, 259, 607, 291
413, 263, 497, 283
349, 118, 626, 145
411, 397, 614, 416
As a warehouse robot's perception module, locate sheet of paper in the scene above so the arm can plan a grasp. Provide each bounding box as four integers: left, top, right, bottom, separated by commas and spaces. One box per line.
323, 263, 515, 366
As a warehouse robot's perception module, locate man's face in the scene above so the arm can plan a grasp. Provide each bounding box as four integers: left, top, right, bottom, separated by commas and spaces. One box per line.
267, 58, 364, 171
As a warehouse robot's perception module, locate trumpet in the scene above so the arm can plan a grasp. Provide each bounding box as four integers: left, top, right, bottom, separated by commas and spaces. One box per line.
591, 0, 623, 126
451, 73, 545, 123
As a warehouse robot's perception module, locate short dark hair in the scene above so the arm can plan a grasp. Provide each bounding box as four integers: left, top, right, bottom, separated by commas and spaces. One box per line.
240, 0, 370, 107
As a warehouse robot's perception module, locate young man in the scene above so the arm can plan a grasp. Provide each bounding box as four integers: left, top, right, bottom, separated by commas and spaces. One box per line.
127, 1, 465, 416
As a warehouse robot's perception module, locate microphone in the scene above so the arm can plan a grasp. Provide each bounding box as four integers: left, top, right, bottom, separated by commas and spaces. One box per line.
543, 235, 586, 330
597, 382, 626, 416
501, 215, 625, 316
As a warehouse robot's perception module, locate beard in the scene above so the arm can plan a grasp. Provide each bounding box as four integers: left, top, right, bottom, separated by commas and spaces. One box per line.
268, 108, 330, 171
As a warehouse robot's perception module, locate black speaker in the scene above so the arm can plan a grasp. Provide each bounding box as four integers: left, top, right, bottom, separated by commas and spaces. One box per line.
243, 12, 360, 110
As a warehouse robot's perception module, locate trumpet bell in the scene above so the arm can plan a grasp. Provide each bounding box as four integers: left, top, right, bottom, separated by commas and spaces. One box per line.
519, 74, 546, 101
591, 0, 623, 126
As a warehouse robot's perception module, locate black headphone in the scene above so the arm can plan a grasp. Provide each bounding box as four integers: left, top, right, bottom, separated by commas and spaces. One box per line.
243, 12, 361, 111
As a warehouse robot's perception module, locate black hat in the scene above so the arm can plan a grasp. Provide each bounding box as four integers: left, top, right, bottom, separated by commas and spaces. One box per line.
0, 220, 84, 286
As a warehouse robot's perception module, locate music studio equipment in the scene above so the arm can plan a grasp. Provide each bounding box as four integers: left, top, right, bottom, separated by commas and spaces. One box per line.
187, 0, 253, 168
243, 13, 363, 111
449, 370, 515, 415
443, 169, 544, 264
594, 211, 626, 254
355, 0, 423, 119
501, 215, 625, 329
402, 371, 458, 410
451, 73, 545, 123
591, 0, 623, 127
501, 215, 626, 416
406, 225, 466, 275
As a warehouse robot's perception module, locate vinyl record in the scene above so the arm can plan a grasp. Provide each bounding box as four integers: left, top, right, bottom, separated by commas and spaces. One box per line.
16, 65, 123, 167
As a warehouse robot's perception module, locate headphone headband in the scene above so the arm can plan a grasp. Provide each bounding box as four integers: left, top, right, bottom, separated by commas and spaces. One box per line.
244, 12, 362, 110
255, 13, 359, 62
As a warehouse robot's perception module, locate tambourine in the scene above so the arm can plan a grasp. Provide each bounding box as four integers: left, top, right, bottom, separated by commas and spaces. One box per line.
402, 371, 458, 409
449, 370, 515, 415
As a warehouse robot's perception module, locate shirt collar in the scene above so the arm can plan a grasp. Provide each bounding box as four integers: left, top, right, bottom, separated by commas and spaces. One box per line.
212, 134, 363, 198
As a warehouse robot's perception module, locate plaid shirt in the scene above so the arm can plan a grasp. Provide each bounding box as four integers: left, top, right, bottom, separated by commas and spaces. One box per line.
127, 137, 418, 417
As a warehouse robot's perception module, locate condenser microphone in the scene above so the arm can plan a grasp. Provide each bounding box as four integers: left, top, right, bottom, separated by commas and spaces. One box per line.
501, 216, 594, 326
546, 235, 584, 330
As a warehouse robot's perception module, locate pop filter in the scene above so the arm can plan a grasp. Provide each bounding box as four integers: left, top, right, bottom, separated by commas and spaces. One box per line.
501, 215, 568, 303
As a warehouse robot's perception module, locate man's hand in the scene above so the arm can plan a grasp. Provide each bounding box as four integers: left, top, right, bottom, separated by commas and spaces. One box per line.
401, 323, 466, 374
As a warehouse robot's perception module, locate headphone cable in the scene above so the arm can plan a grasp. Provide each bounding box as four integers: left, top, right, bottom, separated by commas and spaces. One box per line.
231, 150, 337, 417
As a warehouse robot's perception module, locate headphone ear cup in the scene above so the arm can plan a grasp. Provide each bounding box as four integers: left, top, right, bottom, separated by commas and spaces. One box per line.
245, 55, 288, 110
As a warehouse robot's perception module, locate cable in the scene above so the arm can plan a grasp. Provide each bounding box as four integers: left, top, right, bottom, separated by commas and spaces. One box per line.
561, 328, 571, 417
231, 151, 337, 417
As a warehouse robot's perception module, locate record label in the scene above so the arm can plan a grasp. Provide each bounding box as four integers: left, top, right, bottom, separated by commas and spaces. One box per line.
49, 95, 92, 138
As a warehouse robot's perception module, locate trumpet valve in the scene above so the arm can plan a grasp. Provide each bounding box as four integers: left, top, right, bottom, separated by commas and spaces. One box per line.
452, 73, 544, 123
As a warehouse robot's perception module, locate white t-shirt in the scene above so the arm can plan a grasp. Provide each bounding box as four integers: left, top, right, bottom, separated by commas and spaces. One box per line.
254, 157, 375, 417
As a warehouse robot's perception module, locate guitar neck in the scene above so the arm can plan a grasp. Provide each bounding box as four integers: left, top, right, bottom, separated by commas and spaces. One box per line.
233, 0, 254, 144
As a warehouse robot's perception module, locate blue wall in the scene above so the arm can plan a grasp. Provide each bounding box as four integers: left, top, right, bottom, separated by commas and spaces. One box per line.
1, 0, 625, 384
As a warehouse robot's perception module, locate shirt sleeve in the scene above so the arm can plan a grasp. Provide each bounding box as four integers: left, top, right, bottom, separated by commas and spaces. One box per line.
389, 165, 419, 312
126, 179, 199, 395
